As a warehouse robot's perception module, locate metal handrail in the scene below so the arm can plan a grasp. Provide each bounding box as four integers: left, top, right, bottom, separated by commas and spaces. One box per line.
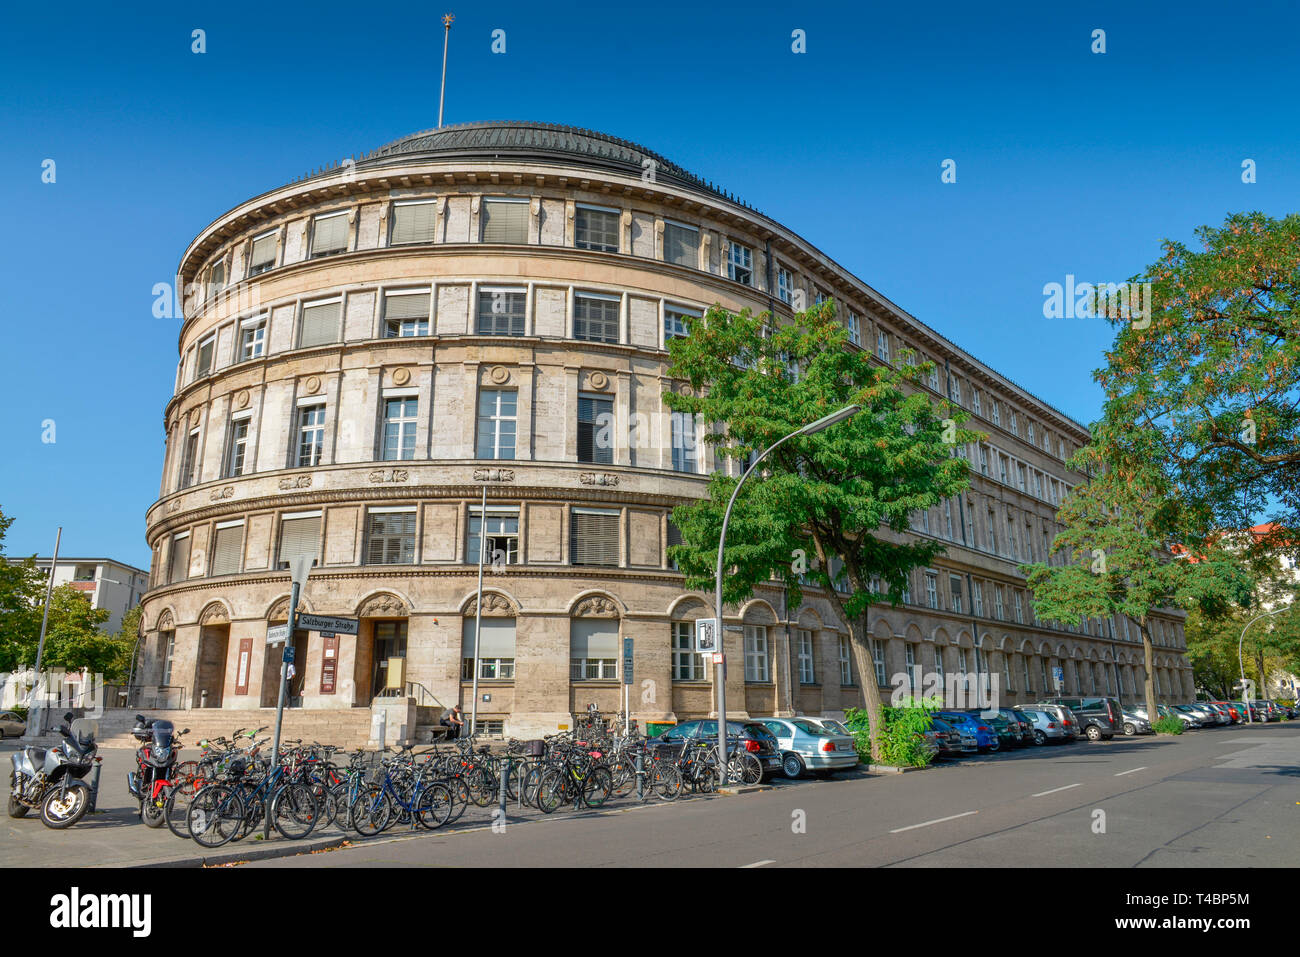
405, 681, 444, 710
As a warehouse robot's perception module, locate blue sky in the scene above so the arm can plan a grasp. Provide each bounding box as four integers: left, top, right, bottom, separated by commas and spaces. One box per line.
2, 0, 1297, 567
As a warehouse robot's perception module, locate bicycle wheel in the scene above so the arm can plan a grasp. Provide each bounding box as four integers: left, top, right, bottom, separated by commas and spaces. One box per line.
187, 785, 244, 848
271, 783, 319, 840
164, 786, 194, 839
327, 782, 353, 830
232, 782, 263, 841
535, 768, 566, 814
415, 783, 454, 829
521, 765, 548, 808
504, 762, 528, 802
349, 785, 392, 837
581, 766, 614, 808
730, 752, 762, 786
651, 762, 682, 801
465, 766, 497, 807
608, 758, 635, 797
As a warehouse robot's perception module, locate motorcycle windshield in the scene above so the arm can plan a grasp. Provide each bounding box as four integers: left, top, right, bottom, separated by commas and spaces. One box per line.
69, 717, 99, 752
150, 720, 175, 749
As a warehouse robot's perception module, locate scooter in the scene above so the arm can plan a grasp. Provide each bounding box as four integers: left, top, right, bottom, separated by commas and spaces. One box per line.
7, 711, 102, 829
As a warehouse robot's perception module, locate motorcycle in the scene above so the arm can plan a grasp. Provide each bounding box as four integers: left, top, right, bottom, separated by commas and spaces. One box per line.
126, 715, 189, 828
7, 711, 102, 829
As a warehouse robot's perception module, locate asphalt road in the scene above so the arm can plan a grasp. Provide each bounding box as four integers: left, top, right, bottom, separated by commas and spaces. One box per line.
247, 722, 1300, 868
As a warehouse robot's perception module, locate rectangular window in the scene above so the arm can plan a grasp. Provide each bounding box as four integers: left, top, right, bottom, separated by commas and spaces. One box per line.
196, 336, 215, 379
467, 507, 519, 566
160, 632, 175, 686
1009, 411, 1019, 436
867, 638, 883, 687
481, 198, 529, 244
575, 205, 620, 253
210, 522, 243, 577
948, 376, 961, 405
905, 644, 916, 691
744, 625, 769, 681
365, 508, 416, 565
390, 200, 437, 245
797, 630, 815, 684
1014, 591, 1024, 624
477, 288, 526, 335
979, 446, 989, 476
382, 396, 418, 461
296, 404, 325, 468
570, 508, 619, 566
226, 417, 251, 477
248, 230, 277, 275
928, 364, 940, 391
876, 330, 890, 363
383, 290, 431, 338
925, 572, 938, 609
944, 499, 955, 539
577, 393, 614, 464
1027, 422, 1035, 444
671, 411, 697, 473
664, 305, 698, 342
994, 586, 1005, 621
972, 390, 982, 416
949, 575, 963, 613
999, 455, 1008, 484
666, 519, 683, 570
179, 430, 200, 490
663, 222, 699, 268
1023, 656, 1032, 692
240, 315, 267, 360
276, 513, 321, 569
461, 617, 516, 680
476, 389, 517, 460
207, 259, 226, 299
847, 312, 860, 346
991, 402, 1001, 427
299, 298, 342, 348
573, 292, 620, 343
570, 620, 620, 680
671, 622, 704, 680
310, 211, 349, 258
776, 267, 794, 304
168, 533, 190, 584
728, 242, 753, 285
935, 646, 945, 684
972, 580, 984, 616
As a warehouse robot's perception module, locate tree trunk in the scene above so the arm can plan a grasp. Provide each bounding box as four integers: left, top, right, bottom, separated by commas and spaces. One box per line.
1140, 620, 1159, 723
1254, 644, 1267, 698
848, 613, 885, 762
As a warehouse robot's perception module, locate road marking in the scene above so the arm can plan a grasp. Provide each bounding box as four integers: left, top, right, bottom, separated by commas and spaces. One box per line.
1032, 783, 1083, 797
741, 859, 775, 868
889, 811, 978, 833
1114, 766, 1147, 777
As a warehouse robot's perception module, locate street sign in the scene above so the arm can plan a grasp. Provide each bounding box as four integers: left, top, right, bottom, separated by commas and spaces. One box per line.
695, 618, 719, 654
266, 623, 290, 645
297, 613, 359, 635
283, 646, 295, 663
622, 637, 634, 685
1053, 666, 1064, 691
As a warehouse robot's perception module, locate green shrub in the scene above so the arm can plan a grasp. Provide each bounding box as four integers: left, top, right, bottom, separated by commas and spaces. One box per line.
10, 705, 27, 722
845, 697, 943, 768
1153, 715, 1184, 735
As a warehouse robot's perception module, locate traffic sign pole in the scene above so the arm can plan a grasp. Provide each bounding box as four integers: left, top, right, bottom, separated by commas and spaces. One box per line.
266, 556, 312, 839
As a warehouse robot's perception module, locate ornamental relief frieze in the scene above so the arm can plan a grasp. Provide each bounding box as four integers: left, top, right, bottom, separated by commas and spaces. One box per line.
278, 474, 313, 490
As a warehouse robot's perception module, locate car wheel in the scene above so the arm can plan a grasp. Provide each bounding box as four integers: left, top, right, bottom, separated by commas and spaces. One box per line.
1032, 730, 1046, 745
1085, 725, 1103, 741
0, 729, 5, 740
781, 753, 805, 779
1123, 723, 1136, 736
987, 738, 1000, 753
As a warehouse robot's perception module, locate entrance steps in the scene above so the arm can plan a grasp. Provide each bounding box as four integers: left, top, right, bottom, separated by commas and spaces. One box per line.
89, 707, 373, 750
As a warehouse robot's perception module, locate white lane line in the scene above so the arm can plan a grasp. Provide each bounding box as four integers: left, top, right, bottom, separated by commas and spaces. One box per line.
1032, 783, 1083, 797
741, 859, 776, 868
889, 810, 978, 833
1114, 766, 1147, 777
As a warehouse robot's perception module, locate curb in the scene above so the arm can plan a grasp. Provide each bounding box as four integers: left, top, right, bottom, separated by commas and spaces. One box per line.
127, 833, 353, 869
718, 784, 773, 795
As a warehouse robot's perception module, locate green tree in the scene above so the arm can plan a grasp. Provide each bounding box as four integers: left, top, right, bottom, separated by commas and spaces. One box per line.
0, 505, 45, 670
1092, 211, 1300, 550
1023, 438, 1250, 721
664, 301, 977, 760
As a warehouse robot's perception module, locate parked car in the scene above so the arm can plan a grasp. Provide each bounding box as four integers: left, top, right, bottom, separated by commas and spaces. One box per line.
936, 712, 1000, 752
1019, 708, 1070, 744
1032, 703, 1082, 740
0, 711, 25, 739
1120, 711, 1153, 735
980, 712, 1023, 749
1172, 705, 1205, 728
1208, 700, 1243, 723
1187, 702, 1227, 726
928, 716, 977, 756
1201, 702, 1233, 725
647, 719, 783, 779
976, 708, 1033, 745
1038, 696, 1121, 740
803, 716, 852, 736
758, 718, 859, 779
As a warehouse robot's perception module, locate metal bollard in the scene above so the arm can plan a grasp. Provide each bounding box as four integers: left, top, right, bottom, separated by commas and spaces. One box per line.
635, 751, 643, 801
498, 753, 509, 824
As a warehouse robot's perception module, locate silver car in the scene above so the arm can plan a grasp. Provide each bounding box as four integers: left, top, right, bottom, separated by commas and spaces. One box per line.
0, 711, 25, 739
1032, 703, 1083, 739
1121, 711, 1153, 735
1020, 708, 1070, 744
759, 718, 860, 779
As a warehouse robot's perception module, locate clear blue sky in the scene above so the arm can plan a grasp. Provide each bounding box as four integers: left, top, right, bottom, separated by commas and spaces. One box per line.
2, 0, 1297, 568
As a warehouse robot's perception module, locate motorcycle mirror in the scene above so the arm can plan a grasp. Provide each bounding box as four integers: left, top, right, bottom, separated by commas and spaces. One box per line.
64, 711, 74, 723
181, 728, 191, 735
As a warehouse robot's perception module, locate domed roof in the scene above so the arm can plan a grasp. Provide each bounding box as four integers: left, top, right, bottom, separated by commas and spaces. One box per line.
304, 121, 757, 212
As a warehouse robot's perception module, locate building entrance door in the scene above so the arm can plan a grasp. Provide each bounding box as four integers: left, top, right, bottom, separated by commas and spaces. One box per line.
370, 621, 408, 702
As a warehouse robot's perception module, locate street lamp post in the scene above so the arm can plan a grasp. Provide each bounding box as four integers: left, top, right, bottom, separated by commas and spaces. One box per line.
266, 556, 311, 838
1238, 603, 1292, 723
26, 526, 62, 739
713, 405, 859, 786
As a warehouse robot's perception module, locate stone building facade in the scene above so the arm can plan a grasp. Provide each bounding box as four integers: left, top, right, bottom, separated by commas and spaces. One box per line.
136, 122, 1194, 740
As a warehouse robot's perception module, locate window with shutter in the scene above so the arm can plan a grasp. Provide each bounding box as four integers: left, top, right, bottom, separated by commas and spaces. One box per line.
383, 291, 431, 337
663, 222, 698, 267
365, 509, 416, 565
577, 394, 614, 464
179, 430, 200, 490
461, 617, 517, 679
299, 300, 341, 348
575, 205, 619, 252
248, 231, 278, 274
476, 289, 526, 335
207, 259, 226, 298
277, 514, 321, 568
390, 201, 437, 245
570, 509, 619, 566
570, 619, 620, 680
169, 533, 191, 584
481, 198, 529, 243
666, 519, 683, 569
211, 523, 244, 577
573, 293, 620, 343
310, 212, 349, 257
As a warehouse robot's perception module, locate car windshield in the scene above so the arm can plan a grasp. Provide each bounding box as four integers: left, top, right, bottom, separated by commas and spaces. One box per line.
791, 720, 827, 735
817, 719, 850, 734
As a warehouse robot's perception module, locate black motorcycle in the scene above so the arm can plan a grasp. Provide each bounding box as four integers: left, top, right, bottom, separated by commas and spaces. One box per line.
7, 711, 102, 828
126, 715, 189, 828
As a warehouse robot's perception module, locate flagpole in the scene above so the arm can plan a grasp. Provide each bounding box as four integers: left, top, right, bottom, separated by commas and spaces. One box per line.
438, 13, 454, 128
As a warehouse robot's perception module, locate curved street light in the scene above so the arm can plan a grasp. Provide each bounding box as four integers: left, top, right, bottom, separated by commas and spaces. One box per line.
1237, 602, 1292, 723
713, 405, 860, 784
